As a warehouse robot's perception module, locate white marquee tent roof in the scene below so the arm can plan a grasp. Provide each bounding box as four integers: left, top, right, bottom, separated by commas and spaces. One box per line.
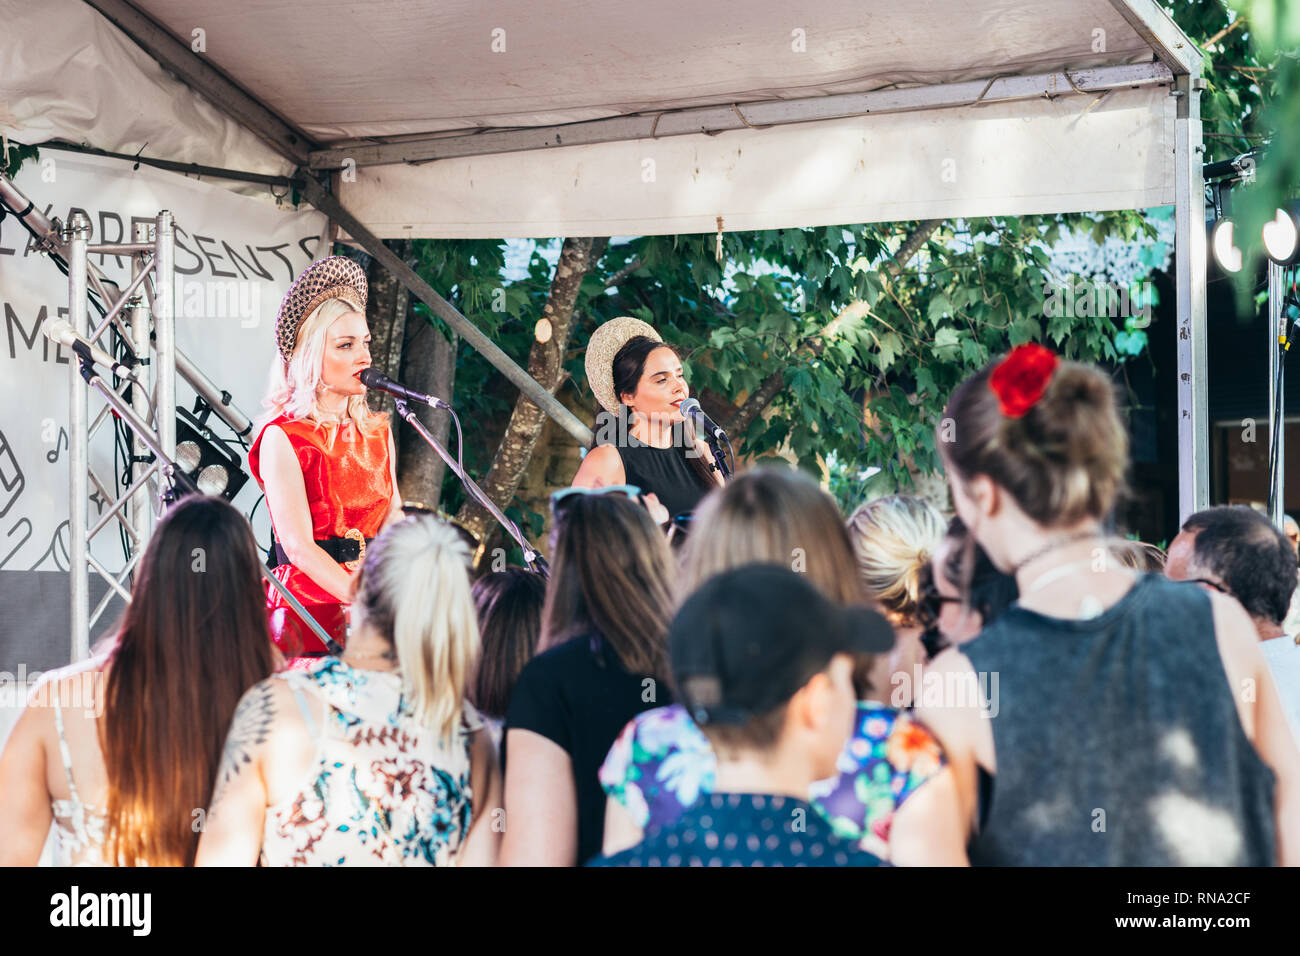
6, 0, 1198, 235
0, 0, 1209, 510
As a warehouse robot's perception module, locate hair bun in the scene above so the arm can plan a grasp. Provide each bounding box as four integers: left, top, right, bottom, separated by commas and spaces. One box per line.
943, 356, 1128, 527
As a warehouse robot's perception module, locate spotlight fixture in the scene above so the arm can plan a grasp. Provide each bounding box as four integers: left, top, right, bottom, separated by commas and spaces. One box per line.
1263, 201, 1300, 266
174, 405, 248, 500
1210, 218, 1243, 274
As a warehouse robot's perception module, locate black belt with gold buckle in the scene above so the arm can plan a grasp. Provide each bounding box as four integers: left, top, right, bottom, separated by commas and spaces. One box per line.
273, 529, 372, 571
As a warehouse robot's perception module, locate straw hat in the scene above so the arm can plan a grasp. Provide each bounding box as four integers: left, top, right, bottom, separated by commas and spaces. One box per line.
584, 316, 663, 414
275, 255, 368, 362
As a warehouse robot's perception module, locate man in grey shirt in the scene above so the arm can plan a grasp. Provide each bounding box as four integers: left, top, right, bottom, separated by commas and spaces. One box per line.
1167, 506, 1300, 740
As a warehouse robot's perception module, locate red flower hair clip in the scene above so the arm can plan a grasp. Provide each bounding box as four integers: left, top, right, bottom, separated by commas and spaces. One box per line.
989, 343, 1058, 418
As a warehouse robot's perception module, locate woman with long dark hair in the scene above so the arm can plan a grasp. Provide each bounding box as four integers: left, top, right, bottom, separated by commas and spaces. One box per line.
470, 568, 547, 749
500, 490, 677, 866
0, 496, 276, 866
572, 317, 723, 523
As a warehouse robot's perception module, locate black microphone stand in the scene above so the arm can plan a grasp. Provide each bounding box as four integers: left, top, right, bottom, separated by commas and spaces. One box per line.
705, 431, 734, 480
694, 418, 735, 481
392, 398, 549, 577
75, 354, 345, 654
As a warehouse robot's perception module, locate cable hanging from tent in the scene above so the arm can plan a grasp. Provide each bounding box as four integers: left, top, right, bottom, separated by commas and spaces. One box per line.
31, 140, 296, 189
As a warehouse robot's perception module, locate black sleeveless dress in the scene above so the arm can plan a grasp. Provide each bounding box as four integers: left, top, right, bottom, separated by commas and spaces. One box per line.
962, 573, 1276, 866
605, 424, 712, 521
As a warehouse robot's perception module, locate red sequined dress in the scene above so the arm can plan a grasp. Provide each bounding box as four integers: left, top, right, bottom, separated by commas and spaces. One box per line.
248, 415, 393, 656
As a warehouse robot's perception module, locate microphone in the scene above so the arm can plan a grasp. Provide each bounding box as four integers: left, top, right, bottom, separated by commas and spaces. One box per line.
43, 320, 142, 382
359, 367, 449, 409
679, 398, 727, 443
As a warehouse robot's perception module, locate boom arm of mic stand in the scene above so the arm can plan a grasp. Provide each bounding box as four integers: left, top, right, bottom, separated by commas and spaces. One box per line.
75, 358, 343, 654
393, 399, 549, 577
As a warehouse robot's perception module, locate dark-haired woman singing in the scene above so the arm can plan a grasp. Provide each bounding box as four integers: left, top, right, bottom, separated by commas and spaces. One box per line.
572, 317, 724, 523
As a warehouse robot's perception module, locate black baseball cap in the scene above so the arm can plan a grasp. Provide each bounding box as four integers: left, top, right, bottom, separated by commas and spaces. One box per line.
670, 563, 895, 726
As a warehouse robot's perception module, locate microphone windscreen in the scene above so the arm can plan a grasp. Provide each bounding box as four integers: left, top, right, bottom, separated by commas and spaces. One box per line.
358, 367, 388, 389
43, 319, 74, 344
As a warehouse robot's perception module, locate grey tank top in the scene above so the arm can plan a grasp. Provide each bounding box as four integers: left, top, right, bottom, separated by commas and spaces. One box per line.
963, 573, 1276, 866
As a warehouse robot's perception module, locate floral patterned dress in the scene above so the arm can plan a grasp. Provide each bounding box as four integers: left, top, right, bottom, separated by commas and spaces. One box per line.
599, 701, 946, 861
260, 658, 481, 867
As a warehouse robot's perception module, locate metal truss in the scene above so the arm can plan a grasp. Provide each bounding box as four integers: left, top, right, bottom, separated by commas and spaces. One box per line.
64, 209, 176, 661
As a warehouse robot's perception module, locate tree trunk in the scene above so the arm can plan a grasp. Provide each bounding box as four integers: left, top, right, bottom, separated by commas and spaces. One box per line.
397, 310, 458, 511
364, 240, 412, 451
361, 238, 457, 510
456, 236, 597, 547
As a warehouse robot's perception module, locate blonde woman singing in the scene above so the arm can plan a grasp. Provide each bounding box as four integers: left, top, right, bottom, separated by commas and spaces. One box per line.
248, 256, 404, 658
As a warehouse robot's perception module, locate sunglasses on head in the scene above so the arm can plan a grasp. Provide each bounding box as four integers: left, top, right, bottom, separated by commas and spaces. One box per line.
549, 484, 643, 517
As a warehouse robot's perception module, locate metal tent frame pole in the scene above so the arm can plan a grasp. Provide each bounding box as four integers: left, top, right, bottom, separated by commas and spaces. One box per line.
297, 176, 594, 447
308, 63, 1173, 170
1173, 73, 1209, 522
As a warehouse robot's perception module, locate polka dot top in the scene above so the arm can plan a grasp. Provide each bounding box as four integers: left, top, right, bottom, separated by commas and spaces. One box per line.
588, 792, 883, 868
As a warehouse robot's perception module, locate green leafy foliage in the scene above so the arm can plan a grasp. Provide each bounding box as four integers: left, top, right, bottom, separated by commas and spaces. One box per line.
407, 4, 1280, 504
3, 142, 39, 177
1165, 2, 1300, 303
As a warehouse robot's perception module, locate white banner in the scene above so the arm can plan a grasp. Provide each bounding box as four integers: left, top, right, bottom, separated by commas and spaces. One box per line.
0, 151, 325, 658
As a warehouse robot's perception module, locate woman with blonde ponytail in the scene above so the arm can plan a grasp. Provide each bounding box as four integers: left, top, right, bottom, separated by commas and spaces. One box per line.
196, 516, 502, 867
845, 495, 947, 707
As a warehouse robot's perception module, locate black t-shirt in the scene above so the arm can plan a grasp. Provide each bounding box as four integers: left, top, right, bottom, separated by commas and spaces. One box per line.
504, 633, 671, 865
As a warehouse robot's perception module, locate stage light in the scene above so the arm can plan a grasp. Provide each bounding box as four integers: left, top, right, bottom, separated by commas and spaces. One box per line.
1211, 218, 1243, 274
175, 439, 202, 473
1263, 202, 1300, 266
174, 406, 248, 500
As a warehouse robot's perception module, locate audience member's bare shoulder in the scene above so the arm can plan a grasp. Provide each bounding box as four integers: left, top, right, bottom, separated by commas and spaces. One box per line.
572, 443, 624, 486
1205, 590, 1266, 733
914, 647, 988, 747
